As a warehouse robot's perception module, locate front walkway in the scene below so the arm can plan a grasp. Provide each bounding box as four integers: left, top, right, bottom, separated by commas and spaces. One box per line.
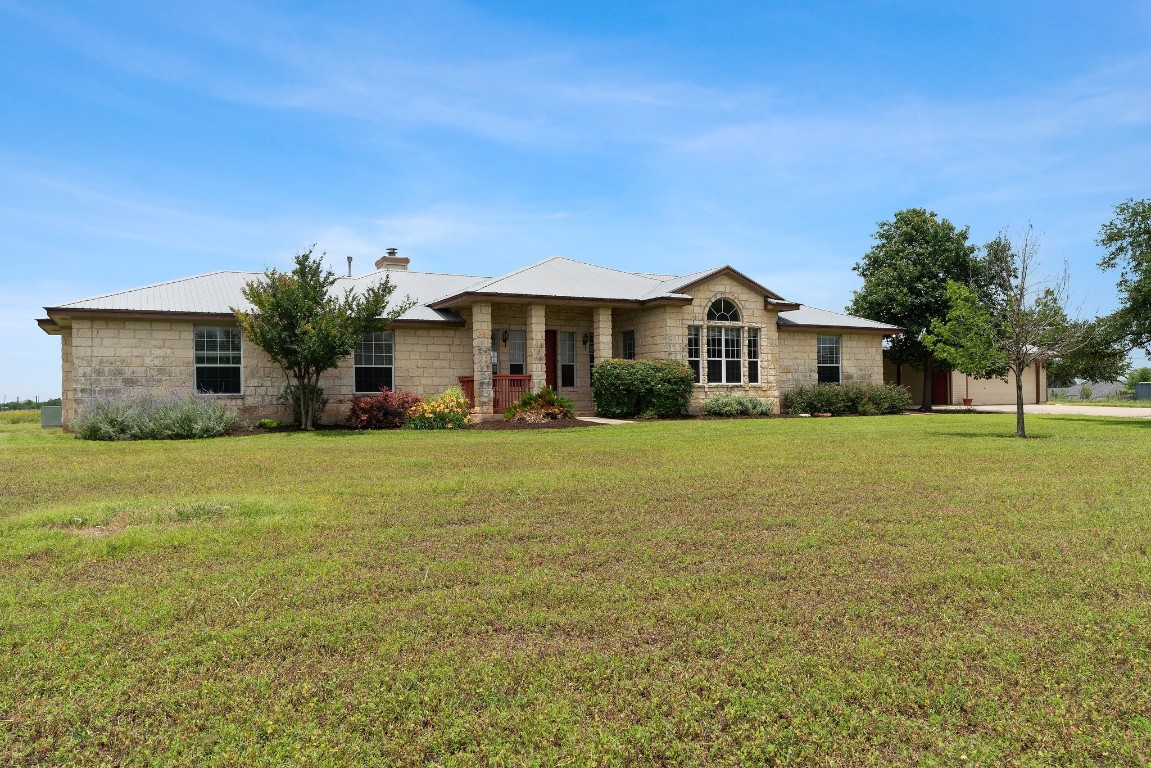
935, 403, 1151, 419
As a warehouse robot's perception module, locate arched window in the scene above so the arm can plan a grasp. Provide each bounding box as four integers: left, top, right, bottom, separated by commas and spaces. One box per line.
707, 298, 741, 322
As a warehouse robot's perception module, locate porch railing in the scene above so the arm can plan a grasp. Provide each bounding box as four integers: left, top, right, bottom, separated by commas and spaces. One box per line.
458, 375, 532, 410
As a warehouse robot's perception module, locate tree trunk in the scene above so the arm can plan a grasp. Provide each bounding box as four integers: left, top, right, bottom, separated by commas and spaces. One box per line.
920, 356, 934, 412
1014, 363, 1026, 438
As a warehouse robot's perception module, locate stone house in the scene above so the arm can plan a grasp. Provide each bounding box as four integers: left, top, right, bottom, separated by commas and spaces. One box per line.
37, 254, 899, 428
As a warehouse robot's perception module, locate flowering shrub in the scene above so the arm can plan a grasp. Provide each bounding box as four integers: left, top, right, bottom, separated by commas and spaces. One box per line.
504, 386, 575, 422
346, 388, 422, 429
403, 386, 473, 430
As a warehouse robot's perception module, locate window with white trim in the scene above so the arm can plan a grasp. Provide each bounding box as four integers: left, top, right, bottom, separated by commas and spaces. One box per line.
559, 332, 576, 387
687, 326, 701, 383
354, 331, 394, 392
747, 327, 760, 384
194, 326, 242, 394
817, 335, 841, 383
707, 327, 742, 384
490, 331, 499, 374
707, 298, 741, 322
621, 330, 635, 360
508, 330, 526, 375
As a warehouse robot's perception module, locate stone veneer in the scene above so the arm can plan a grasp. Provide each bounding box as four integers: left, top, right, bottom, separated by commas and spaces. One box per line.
57, 278, 889, 426
776, 329, 885, 392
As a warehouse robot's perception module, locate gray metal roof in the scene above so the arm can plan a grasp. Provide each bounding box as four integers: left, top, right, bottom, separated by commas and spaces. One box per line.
437, 256, 697, 303
45, 259, 895, 332
778, 305, 900, 331
47, 269, 486, 323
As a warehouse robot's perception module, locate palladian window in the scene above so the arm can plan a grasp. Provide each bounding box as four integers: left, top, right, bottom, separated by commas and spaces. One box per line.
707, 298, 741, 322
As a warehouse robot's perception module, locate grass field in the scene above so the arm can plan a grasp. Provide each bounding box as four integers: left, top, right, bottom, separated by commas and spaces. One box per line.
1048, 394, 1151, 408
2, 414, 1151, 766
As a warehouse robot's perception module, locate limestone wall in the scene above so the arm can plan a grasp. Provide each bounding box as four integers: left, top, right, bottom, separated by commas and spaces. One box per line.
778, 329, 884, 393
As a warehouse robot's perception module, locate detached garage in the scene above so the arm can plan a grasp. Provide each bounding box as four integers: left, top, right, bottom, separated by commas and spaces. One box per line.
884, 360, 1048, 407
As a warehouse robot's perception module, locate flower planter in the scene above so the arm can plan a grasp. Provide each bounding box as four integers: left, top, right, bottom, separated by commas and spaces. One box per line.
962, 398, 973, 406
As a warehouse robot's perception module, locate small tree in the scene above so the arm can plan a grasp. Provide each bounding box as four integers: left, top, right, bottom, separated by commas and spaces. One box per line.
233, 247, 412, 430
925, 227, 1084, 438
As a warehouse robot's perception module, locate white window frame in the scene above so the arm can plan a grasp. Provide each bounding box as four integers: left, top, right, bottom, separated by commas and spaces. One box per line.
817, 335, 841, 384
354, 331, 395, 393
706, 326, 742, 384
559, 331, 576, 388
687, 326, 701, 383
508, 330, 526, 375
490, 330, 500, 375
621, 330, 636, 360
194, 326, 243, 395
747, 327, 760, 384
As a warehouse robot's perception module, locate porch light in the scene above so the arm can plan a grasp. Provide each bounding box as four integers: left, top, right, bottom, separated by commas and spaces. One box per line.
501, 330, 509, 345
581, 332, 590, 348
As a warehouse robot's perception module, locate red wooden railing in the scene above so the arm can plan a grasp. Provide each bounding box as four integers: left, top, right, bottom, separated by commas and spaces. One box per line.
458, 375, 532, 410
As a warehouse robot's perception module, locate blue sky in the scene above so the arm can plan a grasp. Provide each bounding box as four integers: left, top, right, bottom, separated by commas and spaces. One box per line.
3, 0, 1150, 399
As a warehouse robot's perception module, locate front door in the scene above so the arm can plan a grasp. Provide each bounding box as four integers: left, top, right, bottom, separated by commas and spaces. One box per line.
931, 369, 950, 405
545, 330, 557, 389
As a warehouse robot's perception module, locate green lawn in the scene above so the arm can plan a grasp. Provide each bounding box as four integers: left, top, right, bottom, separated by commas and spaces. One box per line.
2, 414, 1151, 766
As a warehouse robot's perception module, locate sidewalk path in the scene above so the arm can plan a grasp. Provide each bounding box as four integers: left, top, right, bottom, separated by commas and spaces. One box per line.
935, 403, 1151, 419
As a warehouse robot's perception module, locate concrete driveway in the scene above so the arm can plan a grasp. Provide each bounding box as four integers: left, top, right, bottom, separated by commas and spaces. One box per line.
937, 403, 1151, 418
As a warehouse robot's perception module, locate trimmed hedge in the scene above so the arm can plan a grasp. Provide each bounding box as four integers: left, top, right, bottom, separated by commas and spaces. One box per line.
591, 359, 694, 418
781, 382, 911, 416
73, 394, 237, 440
703, 393, 775, 417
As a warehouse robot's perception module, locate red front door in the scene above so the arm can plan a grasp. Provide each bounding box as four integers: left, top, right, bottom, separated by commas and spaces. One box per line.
932, 370, 950, 405
545, 330, 557, 389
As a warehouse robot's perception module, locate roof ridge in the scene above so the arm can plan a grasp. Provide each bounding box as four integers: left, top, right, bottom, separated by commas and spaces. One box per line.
49, 270, 250, 309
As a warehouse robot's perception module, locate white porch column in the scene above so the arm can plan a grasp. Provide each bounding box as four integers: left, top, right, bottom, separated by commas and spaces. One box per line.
527, 303, 546, 393
472, 302, 494, 414
593, 306, 612, 367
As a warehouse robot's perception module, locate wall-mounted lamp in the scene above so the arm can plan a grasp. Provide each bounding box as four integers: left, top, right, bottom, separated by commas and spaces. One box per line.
581, 332, 591, 348
501, 330, 509, 345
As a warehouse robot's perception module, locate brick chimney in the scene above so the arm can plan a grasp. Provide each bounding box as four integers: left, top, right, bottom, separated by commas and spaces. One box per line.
374, 247, 409, 270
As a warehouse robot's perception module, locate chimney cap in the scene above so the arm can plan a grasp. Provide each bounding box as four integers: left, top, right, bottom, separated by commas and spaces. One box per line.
375, 248, 410, 270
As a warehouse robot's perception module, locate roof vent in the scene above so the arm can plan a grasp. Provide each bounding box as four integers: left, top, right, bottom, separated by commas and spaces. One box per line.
375, 247, 409, 271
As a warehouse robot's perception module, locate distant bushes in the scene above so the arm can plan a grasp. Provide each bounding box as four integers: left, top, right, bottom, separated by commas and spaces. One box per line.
73, 394, 237, 440
504, 386, 575, 422
702, 394, 775, 417
592, 359, 694, 418
347, 389, 422, 429
782, 382, 911, 416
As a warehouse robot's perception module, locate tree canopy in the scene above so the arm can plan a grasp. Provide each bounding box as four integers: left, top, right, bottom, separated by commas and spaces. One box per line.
1097, 197, 1151, 353
233, 247, 411, 430
848, 208, 981, 410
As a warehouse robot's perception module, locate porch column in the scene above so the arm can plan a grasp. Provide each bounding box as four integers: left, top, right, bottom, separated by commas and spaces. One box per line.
527, 303, 546, 393
471, 301, 494, 414
593, 306, 612, 366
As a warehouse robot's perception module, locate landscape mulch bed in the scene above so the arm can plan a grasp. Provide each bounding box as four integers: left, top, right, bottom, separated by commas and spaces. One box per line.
474, 418, 602, 430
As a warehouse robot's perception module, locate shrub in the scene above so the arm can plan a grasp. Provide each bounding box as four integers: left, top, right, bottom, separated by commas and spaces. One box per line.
703, 394, 775, 417
1079, 383, 1093, 400
591, 359, 694, 418
256, 418, 281, 429
347, 389, 422, 429
73, 394, 237, 440
504, 386, 575, 422
277, 383, 328, 427
782, 383, 911, 416
404, 386, 473, 430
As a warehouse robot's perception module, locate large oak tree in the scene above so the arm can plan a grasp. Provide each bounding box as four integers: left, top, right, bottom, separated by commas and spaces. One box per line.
848, 208, 981, 410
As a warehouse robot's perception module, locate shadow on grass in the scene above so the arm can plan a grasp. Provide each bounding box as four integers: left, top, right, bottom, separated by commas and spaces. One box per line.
930, 431, 1055, 440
